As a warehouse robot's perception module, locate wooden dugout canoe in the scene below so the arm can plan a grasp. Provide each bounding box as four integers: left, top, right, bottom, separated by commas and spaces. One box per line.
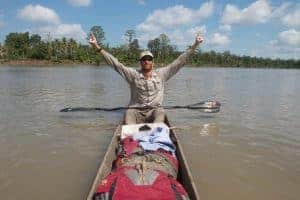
86, 116, 200, 200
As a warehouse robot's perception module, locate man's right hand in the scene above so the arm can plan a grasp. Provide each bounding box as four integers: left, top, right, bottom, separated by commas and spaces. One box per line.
195, 34, 204, 45
190, 33, 204, 50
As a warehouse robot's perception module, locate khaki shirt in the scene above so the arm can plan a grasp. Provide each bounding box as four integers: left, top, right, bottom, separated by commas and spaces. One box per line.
101, 48, 194, 107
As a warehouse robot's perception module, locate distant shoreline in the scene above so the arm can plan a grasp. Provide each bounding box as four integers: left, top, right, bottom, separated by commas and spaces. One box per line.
0, 59, 299, 69
1, 32, 299, 69
1, 59, 54, 66
0, 59, 91, 67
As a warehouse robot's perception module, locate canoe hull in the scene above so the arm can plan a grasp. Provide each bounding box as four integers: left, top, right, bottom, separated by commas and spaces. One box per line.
86, 117, 200, 200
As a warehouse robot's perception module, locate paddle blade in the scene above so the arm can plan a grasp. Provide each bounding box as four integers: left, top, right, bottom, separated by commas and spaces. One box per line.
60, 107, 72, 112
59, 107, 94, 112
187, 100, 221, 113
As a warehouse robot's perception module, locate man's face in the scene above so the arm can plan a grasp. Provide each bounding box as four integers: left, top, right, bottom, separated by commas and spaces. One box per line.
140, 56, 154, 71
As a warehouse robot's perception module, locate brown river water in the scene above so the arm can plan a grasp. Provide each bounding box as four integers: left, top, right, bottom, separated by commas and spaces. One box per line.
0, 65, 299, 200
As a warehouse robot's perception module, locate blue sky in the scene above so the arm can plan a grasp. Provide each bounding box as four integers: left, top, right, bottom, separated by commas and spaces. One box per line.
0, 0, 299, 59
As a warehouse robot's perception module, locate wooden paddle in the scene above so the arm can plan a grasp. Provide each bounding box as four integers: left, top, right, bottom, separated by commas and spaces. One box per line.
60, 100, 221, 113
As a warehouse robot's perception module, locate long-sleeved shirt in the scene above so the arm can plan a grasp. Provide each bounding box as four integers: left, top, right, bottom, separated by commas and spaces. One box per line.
101, 48, 195, 107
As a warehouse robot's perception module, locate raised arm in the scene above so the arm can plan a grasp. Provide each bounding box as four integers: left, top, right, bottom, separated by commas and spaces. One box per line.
158, 34, 204, 81
89, 33, 136, 83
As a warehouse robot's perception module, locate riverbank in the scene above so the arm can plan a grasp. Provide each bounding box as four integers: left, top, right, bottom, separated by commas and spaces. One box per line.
0, 59, 222, 68
0, 59, 162, 68
1, 59, 53, 66
1, 59, 299, 69
0, 59, 138, 67
0, 59, 92, 67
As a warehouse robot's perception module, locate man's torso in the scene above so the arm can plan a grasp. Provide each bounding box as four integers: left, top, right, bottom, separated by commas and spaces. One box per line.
129, 70, 164, 107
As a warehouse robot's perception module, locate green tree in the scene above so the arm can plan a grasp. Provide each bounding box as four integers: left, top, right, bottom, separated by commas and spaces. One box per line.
124, 29, 136, 44
51, 39, 64, 61
130, 39, 139, 50
147, 34, 175, 63
29, 34, 42, 48
158, 33, 174, 62
5, 32, 30, 59
1, 31, 299, 68
30, 41, 48, 59
68, 38, 77, 61
147, 38, 161, 59
28, 34, 46, 59
61, 37, 68, 59
0, 42, 5, 58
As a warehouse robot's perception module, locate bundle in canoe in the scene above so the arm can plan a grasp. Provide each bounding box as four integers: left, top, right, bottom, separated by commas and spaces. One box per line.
86, 116, 200, 200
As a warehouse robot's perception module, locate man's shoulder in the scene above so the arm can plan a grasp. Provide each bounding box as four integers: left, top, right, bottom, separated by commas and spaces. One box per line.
154, 68, 165, 78
127, 68, 142, 80
127, 67, 140, 74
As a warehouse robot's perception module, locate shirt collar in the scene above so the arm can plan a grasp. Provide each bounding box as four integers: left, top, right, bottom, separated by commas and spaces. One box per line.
138, 70, 158, 79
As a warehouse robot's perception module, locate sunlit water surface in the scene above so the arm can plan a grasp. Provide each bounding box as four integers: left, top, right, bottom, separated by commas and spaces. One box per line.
0, 65, 299, 200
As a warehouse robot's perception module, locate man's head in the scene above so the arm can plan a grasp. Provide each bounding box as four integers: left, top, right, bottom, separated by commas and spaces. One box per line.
139, 50, 154, 72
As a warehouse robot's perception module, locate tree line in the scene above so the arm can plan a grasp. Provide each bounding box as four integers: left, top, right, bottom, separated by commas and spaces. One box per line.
0, 26, 299, 68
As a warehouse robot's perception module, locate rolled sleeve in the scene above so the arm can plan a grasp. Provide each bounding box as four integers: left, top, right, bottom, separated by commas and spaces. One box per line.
157, 48, 194, 81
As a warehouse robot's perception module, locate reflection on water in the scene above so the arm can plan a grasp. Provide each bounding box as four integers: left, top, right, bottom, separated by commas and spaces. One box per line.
0, 66, 299, 200
199, 123, 219, 136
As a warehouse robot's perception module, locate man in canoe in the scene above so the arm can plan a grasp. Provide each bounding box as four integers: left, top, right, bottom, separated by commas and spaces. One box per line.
89, 33, 203, 124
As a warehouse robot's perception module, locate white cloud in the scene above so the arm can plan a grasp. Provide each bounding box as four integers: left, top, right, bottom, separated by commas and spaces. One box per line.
219, 24, 231, 33
281, 8, 300, 28
221, 0, 272, 25
169, 26, 207, 47
18, 4, 60, 24
17, 4, 87, 43
137, 2, 213, 49
195, 1, 215, 19
137, 2, 214, 32
271, 2, 291, 19
39, 24, 87, 43
186, 26, 207, 36
0, 20, 4, 28
268, 44, 300, 59
209, 33, 230, 46
269, 29, 300, 59
277, 29, 300, 47
138, 25, 207, 49
67, 0, 91, 7
137, 0, 146, 5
